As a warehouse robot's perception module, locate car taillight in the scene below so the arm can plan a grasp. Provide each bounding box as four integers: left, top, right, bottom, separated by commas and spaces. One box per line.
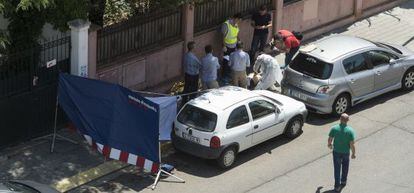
210, 136, 221, 149
316, 85, 335, 94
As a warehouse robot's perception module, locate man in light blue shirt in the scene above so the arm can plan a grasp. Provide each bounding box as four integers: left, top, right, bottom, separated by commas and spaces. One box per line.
182, 41, 201, 103
200, 45, 220, 90
229, 42, 250, 88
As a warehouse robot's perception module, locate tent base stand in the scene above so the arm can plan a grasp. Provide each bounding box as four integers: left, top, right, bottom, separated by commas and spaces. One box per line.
151, 169, 185, 190
34, 96, 78, 153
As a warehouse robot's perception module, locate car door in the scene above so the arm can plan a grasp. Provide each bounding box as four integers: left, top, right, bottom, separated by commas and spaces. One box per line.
224, 105, 252, 151
248, 99, 284, 145
342, 52, 375, 98
366, 50, 402, 90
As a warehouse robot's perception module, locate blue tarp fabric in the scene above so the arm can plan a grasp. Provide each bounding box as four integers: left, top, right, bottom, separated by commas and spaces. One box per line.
58, 73, 162, 163
147, 97, 176, 141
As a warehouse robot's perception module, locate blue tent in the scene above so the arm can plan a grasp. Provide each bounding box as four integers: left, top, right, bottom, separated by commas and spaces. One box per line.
58, 73, 177, 169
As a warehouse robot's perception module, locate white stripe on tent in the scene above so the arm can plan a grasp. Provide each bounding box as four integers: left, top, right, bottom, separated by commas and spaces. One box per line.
109, 148, 121, 160
127, 154, 138, 165
144, 159, 153, 172
96, 143, 104, 153
83, 135, 92, 146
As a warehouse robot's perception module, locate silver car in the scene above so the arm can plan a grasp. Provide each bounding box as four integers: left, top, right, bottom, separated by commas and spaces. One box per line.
0, 180, 59, 193
282, 35, 414, 116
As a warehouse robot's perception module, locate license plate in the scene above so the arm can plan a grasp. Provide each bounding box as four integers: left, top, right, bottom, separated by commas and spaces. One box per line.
182, 132, 200, 143
288, 89, 308, 101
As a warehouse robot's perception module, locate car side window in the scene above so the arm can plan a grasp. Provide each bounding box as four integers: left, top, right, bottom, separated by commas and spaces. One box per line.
226, 105, 250, 129
248, 100, 275, 120
367, 50, 391, 67
343, 53, 371, 74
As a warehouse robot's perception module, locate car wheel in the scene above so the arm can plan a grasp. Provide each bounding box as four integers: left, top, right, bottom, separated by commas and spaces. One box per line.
402, 68, 414, 91
217, 147, 237, 169
332, 94, 350, 116
284, 116, 303, 139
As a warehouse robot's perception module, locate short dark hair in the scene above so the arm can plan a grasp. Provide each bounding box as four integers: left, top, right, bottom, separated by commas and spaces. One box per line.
187, 41, 195, 51
273, 33, 283, 41
236, 41, 244, 49
232, 13, 243, 19
205, 45, 213, 54
259, 5, 267, 11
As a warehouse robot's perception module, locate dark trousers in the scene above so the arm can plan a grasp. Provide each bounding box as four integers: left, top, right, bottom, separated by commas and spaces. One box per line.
183, 73, 199, 104
222, 47, 236, 81
249, 33, 268, 73
285, 46, 300, 67
333, 151, 350, 188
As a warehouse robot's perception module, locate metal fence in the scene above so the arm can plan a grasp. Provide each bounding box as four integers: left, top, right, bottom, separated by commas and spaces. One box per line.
0, 35, 71, 148
194, 0, 273, 33
0, 35, 71, 98
97, 8, 182, 67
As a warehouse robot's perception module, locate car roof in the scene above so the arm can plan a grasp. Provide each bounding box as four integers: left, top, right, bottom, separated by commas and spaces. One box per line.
188, 86, 258, 111
301, 35, 377, 62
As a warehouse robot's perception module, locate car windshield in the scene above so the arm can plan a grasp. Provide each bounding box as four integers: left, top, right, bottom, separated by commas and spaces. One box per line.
289, 53, 333, 80
2, 181, 40, 193
177, 105, 217, 132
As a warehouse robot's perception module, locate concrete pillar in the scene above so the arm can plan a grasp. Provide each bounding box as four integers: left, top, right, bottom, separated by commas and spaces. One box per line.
181, 3, 194, 74
272, 0, 284, 33
354, 0, 363, 18
182, 3, 194, 50
68, 19, 91, 77
88, 24, 101, 79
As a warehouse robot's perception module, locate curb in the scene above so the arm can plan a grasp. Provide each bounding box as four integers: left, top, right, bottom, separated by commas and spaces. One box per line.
52, 141, 174, 192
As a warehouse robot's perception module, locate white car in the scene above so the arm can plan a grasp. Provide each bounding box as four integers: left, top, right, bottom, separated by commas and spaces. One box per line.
172, 86, 308, 168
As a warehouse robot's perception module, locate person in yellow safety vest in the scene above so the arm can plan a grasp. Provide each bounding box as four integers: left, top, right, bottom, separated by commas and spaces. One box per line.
221, 13, 242, 82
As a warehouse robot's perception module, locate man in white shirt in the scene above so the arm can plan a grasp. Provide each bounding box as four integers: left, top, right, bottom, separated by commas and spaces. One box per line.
200, 45, 220, 90
229, 42, 250, 88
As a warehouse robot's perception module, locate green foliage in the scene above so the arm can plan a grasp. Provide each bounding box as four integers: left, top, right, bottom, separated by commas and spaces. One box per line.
16, 0, 52, 11
46, 0, 88, 31
104, 0, 133, 26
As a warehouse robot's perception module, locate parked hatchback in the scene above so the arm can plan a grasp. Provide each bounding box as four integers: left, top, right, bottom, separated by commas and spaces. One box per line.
172, 86, 307, 169
282, 35, 414, 116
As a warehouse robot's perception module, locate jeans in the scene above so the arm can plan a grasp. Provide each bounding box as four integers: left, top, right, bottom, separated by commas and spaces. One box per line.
183, 73, 199, 104
285, 46, 300, 67
250, 34, 268, 72
222, 47, 236, 81
333, 151, 350, 188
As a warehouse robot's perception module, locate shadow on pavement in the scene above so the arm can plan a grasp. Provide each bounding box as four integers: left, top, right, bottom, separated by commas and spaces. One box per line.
315, 186, 340, 193
163, 135, 292, 178
306, 89, 412, 126
0, 130, 104, 186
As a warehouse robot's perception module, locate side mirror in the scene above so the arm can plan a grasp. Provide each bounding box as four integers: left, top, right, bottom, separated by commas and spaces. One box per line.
275, 107, 281, 114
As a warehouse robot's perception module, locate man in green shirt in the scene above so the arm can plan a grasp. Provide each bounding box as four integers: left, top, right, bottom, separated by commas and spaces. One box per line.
328, 113, 356, 192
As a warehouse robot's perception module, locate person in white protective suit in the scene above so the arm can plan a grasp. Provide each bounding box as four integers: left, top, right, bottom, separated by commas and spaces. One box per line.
253, 53, 283, 90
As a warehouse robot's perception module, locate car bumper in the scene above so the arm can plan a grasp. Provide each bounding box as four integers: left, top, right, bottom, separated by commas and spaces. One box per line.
282, 83, 336, 114
172, 132, 223, 160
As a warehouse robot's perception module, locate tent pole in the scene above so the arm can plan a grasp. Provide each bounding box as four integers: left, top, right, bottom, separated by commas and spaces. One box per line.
151, 139, 185, 190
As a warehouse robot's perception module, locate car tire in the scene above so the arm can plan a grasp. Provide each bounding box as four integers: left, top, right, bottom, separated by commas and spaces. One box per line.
284, 116, 303, 139
401, 68, 414, 91
332, 94, 350, 116
217, 147, 237, 169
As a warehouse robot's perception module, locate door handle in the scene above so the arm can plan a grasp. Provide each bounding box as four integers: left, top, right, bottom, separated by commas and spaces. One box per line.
376, 71, 381, 75
254, 125, 259, 129
350, 79, 355, 84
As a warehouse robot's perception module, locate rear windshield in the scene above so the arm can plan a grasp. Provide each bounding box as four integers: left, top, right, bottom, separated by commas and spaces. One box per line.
289, 53, 333, 80
177, 105, 217, 132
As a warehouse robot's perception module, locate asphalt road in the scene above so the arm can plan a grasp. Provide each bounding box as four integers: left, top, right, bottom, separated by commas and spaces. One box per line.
71, 2, 414, 193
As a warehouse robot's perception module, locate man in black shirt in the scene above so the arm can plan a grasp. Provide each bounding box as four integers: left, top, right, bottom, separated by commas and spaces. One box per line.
250, 5, 272, 72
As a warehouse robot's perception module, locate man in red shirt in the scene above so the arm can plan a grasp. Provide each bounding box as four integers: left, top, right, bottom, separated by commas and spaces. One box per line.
273, 30, 301, 67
